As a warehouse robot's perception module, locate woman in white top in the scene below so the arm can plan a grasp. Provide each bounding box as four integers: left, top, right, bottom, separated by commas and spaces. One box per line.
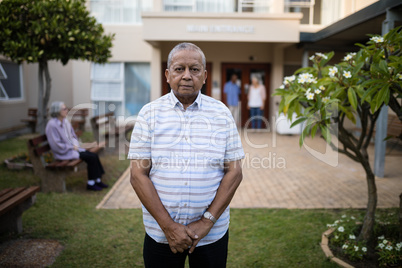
247, 75, 266, 129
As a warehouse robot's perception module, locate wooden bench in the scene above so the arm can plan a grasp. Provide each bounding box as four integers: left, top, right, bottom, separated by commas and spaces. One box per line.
352, 114, 401, 151
27, 134, 105, 193
90, 112, 132, 153
20, 108, 39, 133
0, 186, 40, 234
69, 108, 89, 137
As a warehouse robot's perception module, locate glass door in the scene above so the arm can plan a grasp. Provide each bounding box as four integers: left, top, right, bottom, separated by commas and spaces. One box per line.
221, 63, 270, 128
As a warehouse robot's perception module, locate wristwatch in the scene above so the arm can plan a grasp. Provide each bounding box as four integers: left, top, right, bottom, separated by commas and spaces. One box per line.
203, 211, 217, 224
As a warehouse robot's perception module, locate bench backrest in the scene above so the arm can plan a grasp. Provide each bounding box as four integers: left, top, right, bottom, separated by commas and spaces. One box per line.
29, 134, 51, 157
27, 108, 37, 117
90, 112, 115, 128
387, 114, 402, 137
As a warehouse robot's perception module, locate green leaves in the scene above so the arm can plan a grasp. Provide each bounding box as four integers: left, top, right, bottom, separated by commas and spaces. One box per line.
0, 0, 114, 65
348, 87, 358, 110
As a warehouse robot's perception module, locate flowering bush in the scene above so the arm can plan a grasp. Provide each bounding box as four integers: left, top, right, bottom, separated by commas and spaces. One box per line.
326, 213, 401, 266
376, 236, 402, 267
274, 27, 402, 242
327, 215, 367, 261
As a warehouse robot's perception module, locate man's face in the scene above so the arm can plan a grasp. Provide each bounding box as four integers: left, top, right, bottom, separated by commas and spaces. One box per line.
231, 74, 237, 83
165, 49, 207, 100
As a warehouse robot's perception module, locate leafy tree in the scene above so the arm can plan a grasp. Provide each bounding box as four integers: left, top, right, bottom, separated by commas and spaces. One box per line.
274, 27, 402, 243
0, 0, 114, 133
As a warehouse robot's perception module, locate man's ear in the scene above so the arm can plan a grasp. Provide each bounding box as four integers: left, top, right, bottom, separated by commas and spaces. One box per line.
165, 69, 170, 83
203, 70, 208, 84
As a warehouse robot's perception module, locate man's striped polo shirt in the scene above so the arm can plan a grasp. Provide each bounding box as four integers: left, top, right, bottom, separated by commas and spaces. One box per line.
128, 90, 245, 247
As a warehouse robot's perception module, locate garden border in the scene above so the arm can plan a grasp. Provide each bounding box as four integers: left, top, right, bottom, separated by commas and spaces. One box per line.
321, 228, 354, 268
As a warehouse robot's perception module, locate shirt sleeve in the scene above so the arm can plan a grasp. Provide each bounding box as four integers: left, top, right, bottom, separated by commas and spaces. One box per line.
127, 111, 152, 159
224, 111, 245, 162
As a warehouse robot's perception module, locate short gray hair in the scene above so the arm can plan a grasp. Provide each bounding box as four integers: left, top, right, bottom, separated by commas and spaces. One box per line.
50, 101, 65, 118
167, 42, 206, 69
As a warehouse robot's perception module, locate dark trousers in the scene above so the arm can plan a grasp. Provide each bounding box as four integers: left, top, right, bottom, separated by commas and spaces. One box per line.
143, 231, 229, 268
79, 151, 105, 180
250, 107, 263, 129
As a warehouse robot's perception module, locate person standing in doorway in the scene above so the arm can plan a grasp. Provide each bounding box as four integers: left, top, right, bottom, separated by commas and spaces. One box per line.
247, 75, 266, 129
224, 73, 241, 127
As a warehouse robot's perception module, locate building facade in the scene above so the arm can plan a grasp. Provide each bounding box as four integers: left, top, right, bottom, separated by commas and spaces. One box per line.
0, 0, 383, 131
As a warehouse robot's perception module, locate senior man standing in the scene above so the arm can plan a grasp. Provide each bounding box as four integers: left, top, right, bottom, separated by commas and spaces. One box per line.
128, 42, 244, 268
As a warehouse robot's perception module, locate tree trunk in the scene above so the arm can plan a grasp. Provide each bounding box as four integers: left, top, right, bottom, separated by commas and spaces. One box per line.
359, 156, 377, 242
37, 61, 51, 134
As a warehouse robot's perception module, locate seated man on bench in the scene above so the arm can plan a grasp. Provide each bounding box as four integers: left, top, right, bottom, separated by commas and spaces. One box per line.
46, 101, 108, 191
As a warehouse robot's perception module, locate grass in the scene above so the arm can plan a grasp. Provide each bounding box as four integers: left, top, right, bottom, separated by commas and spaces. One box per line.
0, 133, 380, 267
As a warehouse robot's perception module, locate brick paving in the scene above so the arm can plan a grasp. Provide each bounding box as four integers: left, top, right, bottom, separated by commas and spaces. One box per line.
97, 131, 402, 209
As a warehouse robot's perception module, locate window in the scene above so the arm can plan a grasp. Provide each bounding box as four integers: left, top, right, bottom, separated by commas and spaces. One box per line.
90, 0, 153, 24
0, 62, 23, 101
164, 0, 272, 13
91, 62, 150, 117
284, 0, 317, 25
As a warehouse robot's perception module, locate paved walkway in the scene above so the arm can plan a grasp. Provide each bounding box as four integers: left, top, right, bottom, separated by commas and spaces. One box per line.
97, 132, 402, 209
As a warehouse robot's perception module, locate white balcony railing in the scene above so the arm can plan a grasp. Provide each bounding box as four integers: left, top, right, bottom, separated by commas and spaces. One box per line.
163, 0, 272, 13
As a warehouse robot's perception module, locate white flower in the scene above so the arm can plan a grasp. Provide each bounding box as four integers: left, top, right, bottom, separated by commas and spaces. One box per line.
370, 36, 384, 43
342, 215, 347, 218
396, 73, 402, 80
338, 226, 345, 232
284, 75, 295, 83
307, 77, 317, 84
329, 67, 338, 78
314, 89, 321, 94
298, 77, 306, 84
316, 52, 328, 59
354, 246, 359, 251
309, 55, 315, 60
319, 85, 325, 91
306, 92, 314, 100
343, 71, 352, 78
362, 247, 367, 252
322, 97, 330, 103
351, 216, 356, 220
343, 55, 352, 61
378, 235, 385, 240
342, 244, 348, 249
379, 243, 385, 249
386, 245, 393, 251
396, 242, 402, 249
335, 235, 339, 239
279, 85, 285, 89
349, 235, 356, 240
383, 239, 388, 244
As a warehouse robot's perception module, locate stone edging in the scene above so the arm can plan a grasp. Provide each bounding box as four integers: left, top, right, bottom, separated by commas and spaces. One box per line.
320, 228, 355, 268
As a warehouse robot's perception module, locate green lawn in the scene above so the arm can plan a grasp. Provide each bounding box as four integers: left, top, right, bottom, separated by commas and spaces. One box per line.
0, 134, 358, 267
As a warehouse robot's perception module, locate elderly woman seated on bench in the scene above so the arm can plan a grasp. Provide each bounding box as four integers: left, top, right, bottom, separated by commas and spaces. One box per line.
45, 101, 108, 191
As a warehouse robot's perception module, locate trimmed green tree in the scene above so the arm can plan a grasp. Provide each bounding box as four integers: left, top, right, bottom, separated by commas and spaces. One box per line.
0, 0, 114, 133
274, 27, 402, 244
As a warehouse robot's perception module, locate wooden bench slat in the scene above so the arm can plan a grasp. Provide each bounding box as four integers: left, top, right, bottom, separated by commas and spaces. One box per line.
0, 188, 13, 197
0, 188, 26, 205
29, 134, 48, 147
0, 186, 40, 216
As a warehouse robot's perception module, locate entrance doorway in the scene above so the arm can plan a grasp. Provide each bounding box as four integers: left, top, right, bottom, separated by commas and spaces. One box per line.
221, 63, 270, 128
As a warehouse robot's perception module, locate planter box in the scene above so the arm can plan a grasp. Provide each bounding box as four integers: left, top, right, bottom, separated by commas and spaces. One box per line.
4, 158, 33, 170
